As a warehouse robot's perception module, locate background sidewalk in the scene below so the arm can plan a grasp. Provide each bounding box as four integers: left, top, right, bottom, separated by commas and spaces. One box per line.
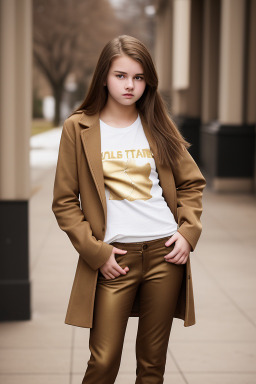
0, 128, 255, 384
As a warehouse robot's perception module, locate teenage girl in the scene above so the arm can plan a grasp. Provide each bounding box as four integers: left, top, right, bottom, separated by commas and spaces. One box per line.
52, 35, 206, 384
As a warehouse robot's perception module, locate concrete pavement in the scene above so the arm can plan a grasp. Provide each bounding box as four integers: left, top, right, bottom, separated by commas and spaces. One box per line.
0, 128, 255, 383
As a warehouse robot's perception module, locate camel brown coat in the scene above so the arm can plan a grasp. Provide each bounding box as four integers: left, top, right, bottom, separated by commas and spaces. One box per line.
52, 110, 206, 328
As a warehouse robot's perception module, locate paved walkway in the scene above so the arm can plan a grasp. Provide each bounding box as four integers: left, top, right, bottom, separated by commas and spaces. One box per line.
0, 128, 256, 383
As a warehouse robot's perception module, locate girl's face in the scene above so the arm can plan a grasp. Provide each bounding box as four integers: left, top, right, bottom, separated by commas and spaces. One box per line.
105, 55, 146, 107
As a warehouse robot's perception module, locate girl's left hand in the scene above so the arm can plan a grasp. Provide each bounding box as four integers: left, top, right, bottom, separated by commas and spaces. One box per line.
164, 232, 191, 265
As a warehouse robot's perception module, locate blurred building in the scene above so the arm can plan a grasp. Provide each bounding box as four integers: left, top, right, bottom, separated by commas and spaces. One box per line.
155, 0, 256, 193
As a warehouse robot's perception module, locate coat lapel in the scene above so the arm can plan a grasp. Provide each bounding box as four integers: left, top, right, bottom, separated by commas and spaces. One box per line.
79, 112, 108, 227
140, 116, 178, 220
78, 111, 178, 226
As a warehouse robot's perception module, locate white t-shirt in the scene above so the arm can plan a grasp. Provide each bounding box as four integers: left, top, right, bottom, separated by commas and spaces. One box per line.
100, 114, 178, 244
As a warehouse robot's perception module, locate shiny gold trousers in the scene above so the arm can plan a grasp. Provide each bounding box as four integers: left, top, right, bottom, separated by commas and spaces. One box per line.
82, 235, 185, 384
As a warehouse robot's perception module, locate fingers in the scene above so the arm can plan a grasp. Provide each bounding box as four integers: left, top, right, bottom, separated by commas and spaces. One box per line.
164, 244, 189, 264
115, 263, 129, 275
165, 252, 188, 264
106, 272, 116, 279
164, 232, 191, 265
166, 245, 180, 259
101, 266, 120, 279
101, 264, 129, 279
113, 247, 127, 255
164, 244, 188, 264
100, 247, 129, 279
165, 233, 178, 247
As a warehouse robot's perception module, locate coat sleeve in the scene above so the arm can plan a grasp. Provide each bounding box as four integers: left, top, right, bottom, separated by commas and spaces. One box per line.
52, 119, 113, 270
173, 148, 206, 251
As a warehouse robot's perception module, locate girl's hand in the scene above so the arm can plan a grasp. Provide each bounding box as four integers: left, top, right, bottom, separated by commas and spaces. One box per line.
164, 232, 191, 265
99, 247, 129, 279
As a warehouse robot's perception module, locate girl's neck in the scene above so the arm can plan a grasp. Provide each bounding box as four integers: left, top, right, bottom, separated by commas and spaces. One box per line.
100, 102, 138, 128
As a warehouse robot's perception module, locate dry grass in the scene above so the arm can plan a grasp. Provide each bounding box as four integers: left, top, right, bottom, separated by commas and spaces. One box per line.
31, 119, 54, 136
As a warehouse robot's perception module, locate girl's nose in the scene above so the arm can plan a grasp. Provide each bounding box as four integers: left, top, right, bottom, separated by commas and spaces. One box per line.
125, 78, 134, 90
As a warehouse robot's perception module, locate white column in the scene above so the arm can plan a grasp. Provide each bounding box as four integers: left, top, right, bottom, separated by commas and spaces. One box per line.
15, 0, 32, 199
172, 0, 191, 90
155, 1, 173, 101
218, 0, 246, 124
0, 0, 31, 199
171, 0, 203, 118
0, 0, 16, 198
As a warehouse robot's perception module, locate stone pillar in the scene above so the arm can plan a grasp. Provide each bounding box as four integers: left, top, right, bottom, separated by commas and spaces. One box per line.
0, 0, 32, 320
246, 0, 256, 192
246, 0, 256, 126
218, 1, 245, 124
201, 0, 220, 124
201, 0, 255, 192
171, 0, 203, 163
172, 0, 191, 92
155, 0, 173, 105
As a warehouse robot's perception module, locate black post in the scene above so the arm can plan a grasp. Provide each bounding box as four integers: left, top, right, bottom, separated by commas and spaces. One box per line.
0, 200, 31, 321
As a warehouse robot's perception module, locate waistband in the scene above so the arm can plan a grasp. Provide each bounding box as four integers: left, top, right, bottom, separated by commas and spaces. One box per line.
110, 235, 172, 252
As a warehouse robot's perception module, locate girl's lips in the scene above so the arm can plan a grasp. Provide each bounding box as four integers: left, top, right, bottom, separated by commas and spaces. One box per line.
123, 93, 134, 97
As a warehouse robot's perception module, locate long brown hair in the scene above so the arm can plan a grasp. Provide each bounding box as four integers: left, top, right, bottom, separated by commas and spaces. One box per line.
74, 35, 190, 167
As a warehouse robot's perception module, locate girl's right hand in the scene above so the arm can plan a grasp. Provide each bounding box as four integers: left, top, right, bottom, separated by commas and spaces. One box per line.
99, 247, 129, 279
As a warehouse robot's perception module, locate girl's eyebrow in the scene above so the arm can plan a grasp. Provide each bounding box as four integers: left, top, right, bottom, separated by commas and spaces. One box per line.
113, 70, 144, 76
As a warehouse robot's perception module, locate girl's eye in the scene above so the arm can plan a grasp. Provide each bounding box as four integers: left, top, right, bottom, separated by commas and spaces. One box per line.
135, 76, 144, 81
116, 74, 124, 79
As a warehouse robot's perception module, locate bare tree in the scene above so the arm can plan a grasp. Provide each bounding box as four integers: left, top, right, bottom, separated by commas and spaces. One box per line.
33, 0, 119, 126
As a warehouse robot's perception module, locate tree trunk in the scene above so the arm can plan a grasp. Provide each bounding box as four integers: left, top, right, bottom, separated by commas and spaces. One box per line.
53, 85, 63, 127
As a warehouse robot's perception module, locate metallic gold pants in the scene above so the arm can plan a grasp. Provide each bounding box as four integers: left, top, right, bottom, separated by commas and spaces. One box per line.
82, 235, 185, 384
